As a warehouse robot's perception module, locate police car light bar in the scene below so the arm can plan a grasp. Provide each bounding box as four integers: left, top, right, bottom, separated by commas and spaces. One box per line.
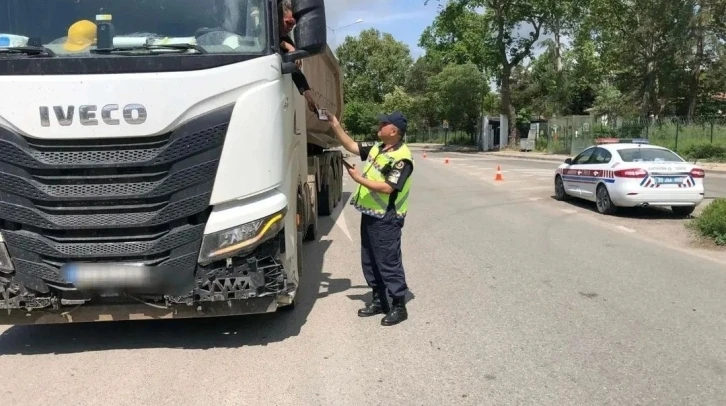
594, 138, 650, 145
619, 138, 650, 144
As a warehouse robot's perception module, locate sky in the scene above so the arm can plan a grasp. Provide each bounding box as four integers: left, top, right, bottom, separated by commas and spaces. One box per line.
321, 0, 564, 93
323, 0, 441, 57
322, 0, 562, 61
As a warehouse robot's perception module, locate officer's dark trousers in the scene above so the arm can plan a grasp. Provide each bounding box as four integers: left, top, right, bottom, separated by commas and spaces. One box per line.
360, 211, 408, 300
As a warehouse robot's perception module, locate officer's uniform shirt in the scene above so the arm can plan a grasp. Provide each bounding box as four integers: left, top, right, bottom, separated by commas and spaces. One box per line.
357, 140, 413, 212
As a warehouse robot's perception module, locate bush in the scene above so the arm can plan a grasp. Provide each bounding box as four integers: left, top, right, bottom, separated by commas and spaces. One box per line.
689, 198, 726, 245
681, 144, 726, 161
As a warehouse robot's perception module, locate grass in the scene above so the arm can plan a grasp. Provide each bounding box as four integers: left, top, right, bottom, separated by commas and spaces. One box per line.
687, 198, 726, 246
542, 117, 726, 161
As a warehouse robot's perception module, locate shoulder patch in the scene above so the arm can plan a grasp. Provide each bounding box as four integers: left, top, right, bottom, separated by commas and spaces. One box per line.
395, 161, 405, 169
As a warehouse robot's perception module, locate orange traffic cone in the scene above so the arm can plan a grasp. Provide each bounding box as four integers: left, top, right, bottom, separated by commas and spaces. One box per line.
444, 157, 450, 164
494, 165, 504, 181
423, 152, 427, 159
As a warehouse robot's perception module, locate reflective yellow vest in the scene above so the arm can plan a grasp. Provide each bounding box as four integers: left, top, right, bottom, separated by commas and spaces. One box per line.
351, 142, 413, 219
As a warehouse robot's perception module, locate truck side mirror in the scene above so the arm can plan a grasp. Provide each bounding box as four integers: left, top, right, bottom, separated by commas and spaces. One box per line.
282, 0, 327, 64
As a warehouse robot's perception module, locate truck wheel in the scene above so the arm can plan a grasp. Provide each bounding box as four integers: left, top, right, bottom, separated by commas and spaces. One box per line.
304, 214, 317, 241
301, 185, 316, 241
318, 171, 334, 216
330, 164, 338, 208
336, 162, 343, 204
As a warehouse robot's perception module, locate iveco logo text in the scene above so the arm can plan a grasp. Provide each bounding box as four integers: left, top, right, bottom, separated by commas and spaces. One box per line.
39, 104, 147, 127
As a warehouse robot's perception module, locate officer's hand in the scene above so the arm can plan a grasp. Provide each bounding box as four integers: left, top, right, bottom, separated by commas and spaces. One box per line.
329, 114, 340, 127
346, 164, 360, 180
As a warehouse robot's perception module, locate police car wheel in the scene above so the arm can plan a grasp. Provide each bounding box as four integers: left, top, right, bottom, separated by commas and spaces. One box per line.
554, 175, 569, 201
595, 184, 617, 215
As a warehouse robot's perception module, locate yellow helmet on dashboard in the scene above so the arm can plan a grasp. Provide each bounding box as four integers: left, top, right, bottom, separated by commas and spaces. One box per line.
63, 20, 97, 52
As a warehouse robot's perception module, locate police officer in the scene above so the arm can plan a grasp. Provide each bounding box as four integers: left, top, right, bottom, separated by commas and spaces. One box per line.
328, 112, 413, 326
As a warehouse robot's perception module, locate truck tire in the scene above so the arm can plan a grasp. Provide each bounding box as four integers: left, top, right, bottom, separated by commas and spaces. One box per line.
304, 185, 318, 241
318, 169, 334, 216
335, 161, 343, 204
332, 163, 340, 208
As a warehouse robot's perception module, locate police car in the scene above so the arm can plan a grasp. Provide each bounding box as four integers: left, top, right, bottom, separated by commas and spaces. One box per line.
554, 138, 705, 216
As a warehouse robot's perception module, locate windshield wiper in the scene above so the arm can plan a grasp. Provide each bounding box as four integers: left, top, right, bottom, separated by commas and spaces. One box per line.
0, 46, 56, 57
91, 43, 207, 55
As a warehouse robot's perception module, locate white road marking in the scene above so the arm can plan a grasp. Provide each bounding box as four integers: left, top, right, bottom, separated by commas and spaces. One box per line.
529, 197, 542, 201
325, 194, 353, 242
616, 225, 637, 233
560, 209, 577, 214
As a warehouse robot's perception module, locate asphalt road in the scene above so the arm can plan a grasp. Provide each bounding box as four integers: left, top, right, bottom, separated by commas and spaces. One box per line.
2, 147, 725, 406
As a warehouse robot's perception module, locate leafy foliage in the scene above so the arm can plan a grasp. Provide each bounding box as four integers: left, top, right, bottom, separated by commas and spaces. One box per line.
333, 0, 726, 148
689, 198, 726, 245
335, 29, 413, 104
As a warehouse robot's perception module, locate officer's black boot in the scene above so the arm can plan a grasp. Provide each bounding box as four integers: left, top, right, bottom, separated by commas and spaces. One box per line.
358, 290, 390, 317
381, 297, 408, 326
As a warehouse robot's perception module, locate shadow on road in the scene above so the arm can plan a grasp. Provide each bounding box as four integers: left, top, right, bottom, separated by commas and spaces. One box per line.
550, 195, 696, 221
0, 193, 355, 355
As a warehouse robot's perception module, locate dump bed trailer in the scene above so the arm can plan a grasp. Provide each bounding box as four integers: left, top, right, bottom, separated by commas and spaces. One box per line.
299, 45, 345, 243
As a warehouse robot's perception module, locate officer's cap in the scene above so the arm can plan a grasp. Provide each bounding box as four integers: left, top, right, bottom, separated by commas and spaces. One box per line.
378, 111, 408, 134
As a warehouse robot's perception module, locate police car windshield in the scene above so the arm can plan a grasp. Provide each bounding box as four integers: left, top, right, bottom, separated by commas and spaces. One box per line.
0, 0, 267, 57
617, 148, 684, 163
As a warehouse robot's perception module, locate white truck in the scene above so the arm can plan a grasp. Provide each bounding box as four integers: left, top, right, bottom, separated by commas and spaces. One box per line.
0, 0, 344, 324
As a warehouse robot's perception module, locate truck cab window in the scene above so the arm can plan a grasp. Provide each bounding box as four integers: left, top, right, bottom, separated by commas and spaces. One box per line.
0, 0, 268, 57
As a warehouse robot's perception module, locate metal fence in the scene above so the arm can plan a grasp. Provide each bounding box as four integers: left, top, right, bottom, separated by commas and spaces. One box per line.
544, 115, 726, 156
354, 126, 478, 146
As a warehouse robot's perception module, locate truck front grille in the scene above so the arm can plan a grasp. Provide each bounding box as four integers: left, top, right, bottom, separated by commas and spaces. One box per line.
0, 105, 234, 291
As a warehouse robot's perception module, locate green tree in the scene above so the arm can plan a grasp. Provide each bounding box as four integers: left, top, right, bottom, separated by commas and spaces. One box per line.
335, 29, 413, 104
429, 63, 489, 135
403, 55, 446, 132
342, 101, 382, 139
382, 86, 419, 132
423, 0, 547, 145
591, 0, 696, 117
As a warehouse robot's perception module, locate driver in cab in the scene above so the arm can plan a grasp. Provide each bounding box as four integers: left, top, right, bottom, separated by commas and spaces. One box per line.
277, 0, 317, 114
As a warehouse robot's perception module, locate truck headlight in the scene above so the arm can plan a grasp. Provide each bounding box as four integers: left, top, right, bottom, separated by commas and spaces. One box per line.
198, 208, 287, 264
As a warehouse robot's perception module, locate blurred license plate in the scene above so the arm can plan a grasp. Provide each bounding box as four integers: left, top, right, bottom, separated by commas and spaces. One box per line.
654, 176, 684, 184
60, 263, 153, 290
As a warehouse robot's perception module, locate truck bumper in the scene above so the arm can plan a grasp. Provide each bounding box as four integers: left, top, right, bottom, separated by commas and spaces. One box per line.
0, 297, 280, 325
0, 234, 296, 325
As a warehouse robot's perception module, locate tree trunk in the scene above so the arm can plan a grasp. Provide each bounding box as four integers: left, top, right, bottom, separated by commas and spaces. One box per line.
687, 2, 705, 118
499, 66, 518, 147
554, 28, 562, 73
642, 40, 657, 116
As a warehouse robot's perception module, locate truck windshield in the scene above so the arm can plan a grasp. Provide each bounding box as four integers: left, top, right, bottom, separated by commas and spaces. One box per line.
0, 0, 268, 57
